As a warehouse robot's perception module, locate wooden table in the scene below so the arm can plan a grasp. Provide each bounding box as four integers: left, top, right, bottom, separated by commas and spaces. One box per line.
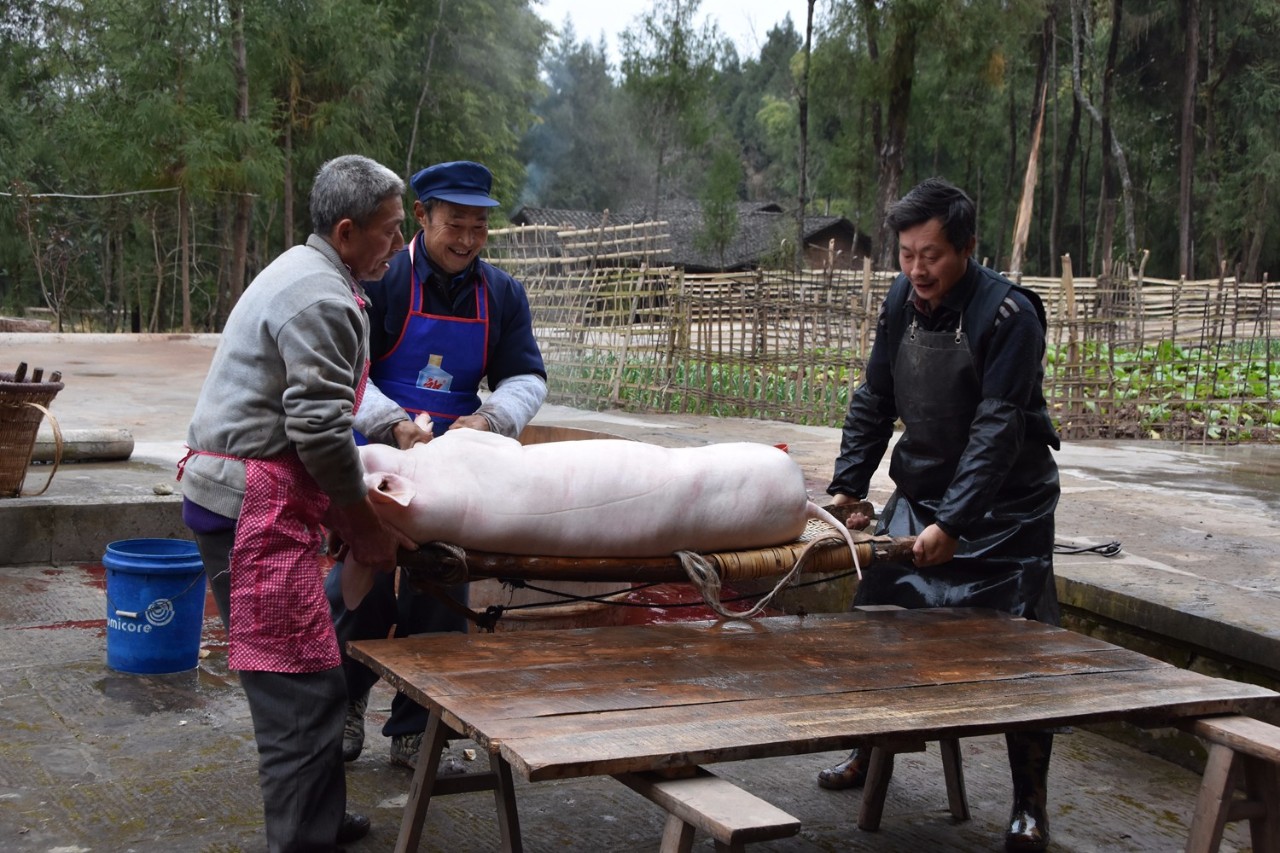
350, 607, 1278, 852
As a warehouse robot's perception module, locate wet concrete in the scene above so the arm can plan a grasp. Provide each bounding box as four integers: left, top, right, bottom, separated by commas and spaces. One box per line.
1, 332, 1277, 852
0, 556, 1261, 853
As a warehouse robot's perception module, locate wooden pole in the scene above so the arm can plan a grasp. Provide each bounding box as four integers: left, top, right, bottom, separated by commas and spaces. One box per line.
1062, 254, 1079, 426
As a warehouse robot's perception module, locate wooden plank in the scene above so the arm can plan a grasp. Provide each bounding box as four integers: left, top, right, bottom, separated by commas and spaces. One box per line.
614, 767, 800, 845
357, 635, 1147, 712
1188, 715, 1280, 764
351, 609, 1280, 786
492, 670, 1276, 781
387, 644, 1171, 729
352, 613, 1175, 727
348, 609, 1104, 680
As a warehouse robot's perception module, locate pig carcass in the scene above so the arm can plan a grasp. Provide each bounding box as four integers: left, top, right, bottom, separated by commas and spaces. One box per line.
346, 429, 858, 608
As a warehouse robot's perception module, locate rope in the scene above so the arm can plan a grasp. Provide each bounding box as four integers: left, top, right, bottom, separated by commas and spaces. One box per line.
677, 531, 838, 620
1054, 540, 1123, 557
419, 541, 471, 584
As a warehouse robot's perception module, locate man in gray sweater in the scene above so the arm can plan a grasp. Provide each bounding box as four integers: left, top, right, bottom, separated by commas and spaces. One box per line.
180, 154, 413, 852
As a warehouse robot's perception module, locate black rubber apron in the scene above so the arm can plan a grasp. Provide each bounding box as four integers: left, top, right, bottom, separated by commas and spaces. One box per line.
853, 314, 1061, 625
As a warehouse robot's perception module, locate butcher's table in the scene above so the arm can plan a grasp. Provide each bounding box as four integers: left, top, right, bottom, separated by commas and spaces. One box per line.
348, 607, 1278, 852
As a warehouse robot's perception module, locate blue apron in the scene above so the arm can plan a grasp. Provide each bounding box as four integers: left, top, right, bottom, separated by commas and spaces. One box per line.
368, 234, 490, 438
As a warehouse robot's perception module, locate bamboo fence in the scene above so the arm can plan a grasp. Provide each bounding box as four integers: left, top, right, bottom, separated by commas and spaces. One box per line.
488, 225, 1279, 444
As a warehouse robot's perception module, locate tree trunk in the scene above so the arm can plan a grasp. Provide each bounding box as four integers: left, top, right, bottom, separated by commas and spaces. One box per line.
1072, 0, 1136, 273
1052, 6, 1081, 278
996, 83, 1018, 272
795, 0, 815, 273
1098, 0, 1119, 271
229, 0, 251, 323
873, 17, 919, 269
150, 209, 164, 334
1203, 3, 1226, 271
179, 186, 191, 333
1045, 4, 1062, 276
1177, 0, 1200, 278
406, 0, 447, 178
283, 77, 297, 248
1245, 181, 1267, 282
856, 0, 883, 255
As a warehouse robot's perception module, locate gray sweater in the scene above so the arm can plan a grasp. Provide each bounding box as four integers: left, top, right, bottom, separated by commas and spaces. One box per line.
181, 234, 371, 519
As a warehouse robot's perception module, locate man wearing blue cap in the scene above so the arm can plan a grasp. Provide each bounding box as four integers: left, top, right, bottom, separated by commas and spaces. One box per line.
326, 160, 547, 770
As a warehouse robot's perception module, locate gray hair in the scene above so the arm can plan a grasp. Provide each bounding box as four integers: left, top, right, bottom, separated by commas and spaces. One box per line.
310, 155, 405, 235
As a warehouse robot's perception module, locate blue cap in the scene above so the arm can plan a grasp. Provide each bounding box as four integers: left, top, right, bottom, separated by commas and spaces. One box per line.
410, 161, 499, 207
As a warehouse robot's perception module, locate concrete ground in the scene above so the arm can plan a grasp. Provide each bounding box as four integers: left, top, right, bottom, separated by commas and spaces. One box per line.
1, 332, 1278, 853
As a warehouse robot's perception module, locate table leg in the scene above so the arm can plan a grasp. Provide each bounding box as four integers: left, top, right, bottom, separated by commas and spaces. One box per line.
857, 748, 896, 831
394, 710, 450, 853
1185, 743, 1243, 853
492, 753, 524, 853
658, 812, 696, 853
940, 738, 970, 822
1242, 751, 1279, 853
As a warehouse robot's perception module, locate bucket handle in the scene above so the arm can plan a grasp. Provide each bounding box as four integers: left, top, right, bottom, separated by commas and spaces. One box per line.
20, 402, 62, 497
105, 568, 206, 620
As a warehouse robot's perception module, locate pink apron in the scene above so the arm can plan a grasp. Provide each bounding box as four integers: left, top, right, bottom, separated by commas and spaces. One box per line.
229, 360, 368, 672
182, 320, 369, 673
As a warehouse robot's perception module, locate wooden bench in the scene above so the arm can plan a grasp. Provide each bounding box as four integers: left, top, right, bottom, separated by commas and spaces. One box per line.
1182, 715, 1280, 853
857, 737, 970, 831
614, 767, 801, 852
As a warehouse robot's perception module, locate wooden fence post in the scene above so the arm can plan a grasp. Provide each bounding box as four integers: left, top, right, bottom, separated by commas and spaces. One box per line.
1062, 255, 1079, 431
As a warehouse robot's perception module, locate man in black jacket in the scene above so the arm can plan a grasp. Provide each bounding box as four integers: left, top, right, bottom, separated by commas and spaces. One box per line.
819, 178, 1060, 853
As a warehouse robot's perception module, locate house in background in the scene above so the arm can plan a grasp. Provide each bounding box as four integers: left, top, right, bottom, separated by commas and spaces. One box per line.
509, 201, 869, 272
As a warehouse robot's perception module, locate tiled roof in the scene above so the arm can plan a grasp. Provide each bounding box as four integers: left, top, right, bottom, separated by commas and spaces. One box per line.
510, 202, 856, 271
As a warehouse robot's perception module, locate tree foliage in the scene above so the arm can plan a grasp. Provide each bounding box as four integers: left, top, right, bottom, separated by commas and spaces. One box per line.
2, 0, 1279, 331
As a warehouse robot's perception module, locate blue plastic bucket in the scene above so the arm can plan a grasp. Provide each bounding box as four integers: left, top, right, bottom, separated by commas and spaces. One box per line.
103, 538, 208, 674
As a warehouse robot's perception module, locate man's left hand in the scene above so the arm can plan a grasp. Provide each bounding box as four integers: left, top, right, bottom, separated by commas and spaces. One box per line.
390, 419, 433, 449
912, 523, 959, 567
448, 414, 491, 432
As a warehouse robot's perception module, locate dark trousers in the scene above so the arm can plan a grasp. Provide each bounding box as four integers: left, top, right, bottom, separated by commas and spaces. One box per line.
325, 561, 468, 737
196, 529, 347, 853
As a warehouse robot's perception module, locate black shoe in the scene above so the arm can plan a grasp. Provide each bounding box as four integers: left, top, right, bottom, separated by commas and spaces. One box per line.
337, 812, 371, 844
1005, 731, 1052, 851
817, 748, 869, 790
1005, 806, 1049, 851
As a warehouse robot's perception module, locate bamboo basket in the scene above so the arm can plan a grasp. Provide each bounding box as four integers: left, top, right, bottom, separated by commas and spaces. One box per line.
0, 371, 64, 497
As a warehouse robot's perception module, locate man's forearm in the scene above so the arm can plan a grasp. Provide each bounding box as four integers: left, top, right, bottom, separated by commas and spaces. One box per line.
352, 379, 409, 445
828, 383, 895, 498
476, 374, 547, 438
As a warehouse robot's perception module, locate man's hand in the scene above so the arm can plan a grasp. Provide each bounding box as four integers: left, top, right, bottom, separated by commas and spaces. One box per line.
913, 523, 959, 567
448, 414, 491, 432
390, 419, 432, 449
830, 493, 874, 530
325, 496, 416, 574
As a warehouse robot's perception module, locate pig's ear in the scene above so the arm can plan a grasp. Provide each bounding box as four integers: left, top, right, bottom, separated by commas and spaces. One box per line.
365, 472, 415, 507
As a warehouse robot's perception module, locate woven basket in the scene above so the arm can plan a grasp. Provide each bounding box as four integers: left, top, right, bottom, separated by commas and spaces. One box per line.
0, 371, 64, 497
